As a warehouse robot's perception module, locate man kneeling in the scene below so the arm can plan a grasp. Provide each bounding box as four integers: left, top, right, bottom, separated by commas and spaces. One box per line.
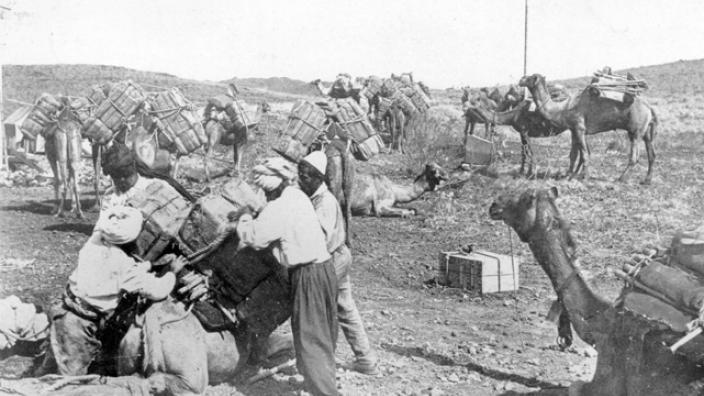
48, 206, 184, 375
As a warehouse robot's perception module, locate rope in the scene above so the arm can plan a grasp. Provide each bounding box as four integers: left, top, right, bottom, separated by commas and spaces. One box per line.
185, 228, 234, 264
287, 115, 325, 133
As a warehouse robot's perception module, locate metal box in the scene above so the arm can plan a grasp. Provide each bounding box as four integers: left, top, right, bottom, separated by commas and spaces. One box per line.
438, 250, 520, 294
464, 134, 494, 166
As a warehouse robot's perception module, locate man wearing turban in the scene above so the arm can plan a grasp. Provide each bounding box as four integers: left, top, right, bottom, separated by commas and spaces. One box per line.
47, 206, 184, 375
230, 156, 339, 396
298, 151, 379, 375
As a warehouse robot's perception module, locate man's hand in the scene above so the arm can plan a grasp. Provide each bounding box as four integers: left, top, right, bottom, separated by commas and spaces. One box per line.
153, 254, 189, 273
154, 253, 177, 267
177, 271, 209, 302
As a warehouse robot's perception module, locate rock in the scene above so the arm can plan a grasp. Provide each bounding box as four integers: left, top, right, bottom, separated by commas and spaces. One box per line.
288, 374, 304, 385
447, 373, 460, 383
466, 372, 481, 382
428, 388, 445, 396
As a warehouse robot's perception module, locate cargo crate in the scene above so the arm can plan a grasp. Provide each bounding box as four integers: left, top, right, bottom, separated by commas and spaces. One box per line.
438, 250, 520, 294
464, 134, 494, 166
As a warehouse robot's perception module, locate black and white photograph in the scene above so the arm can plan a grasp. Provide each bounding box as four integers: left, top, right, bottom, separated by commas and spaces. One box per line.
1, 0, 703, 394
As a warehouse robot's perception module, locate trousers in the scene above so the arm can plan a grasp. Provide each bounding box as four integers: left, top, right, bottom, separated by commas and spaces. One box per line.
290, 260, 339, 396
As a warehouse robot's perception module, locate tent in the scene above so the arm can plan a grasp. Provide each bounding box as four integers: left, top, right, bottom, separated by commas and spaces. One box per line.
3, 105, 45, 154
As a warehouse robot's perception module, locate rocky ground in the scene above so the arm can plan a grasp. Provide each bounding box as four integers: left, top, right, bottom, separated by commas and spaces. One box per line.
1, 114, 703, 395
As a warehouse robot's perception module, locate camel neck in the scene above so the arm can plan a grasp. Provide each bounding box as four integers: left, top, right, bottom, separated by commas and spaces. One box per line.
529, 82, 565, 120
526, 222, 610, 343
391, 178, 428, 203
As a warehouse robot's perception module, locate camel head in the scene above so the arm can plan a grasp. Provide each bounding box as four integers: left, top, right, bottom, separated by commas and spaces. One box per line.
260, 101, 271, 113
417, 163, 448, 191
309, 78, 322, 86
489, 186, 564, 243
518, 74, 546, 90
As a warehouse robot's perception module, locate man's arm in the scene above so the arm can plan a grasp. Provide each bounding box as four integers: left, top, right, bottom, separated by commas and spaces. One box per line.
236, 200, 285, 250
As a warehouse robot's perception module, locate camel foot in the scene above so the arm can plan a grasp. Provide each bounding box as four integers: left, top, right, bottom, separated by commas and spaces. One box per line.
54, 211, 66, 219
400, 209, 416, 218
73, 211, 86, 220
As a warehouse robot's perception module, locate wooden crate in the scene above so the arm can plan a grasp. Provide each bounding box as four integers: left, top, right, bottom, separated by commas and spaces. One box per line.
464, 134, 494, 165
438, 250, 520, 294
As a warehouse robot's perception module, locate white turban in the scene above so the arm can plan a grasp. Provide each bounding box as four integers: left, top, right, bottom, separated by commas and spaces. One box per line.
96, 206, 144, 245
252, 157, 298, 192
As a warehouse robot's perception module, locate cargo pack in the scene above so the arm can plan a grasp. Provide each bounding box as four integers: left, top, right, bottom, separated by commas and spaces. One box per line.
179, 177, 266, 254
149, 88, 208, 155
273, 100, 327, 162
21, 94, 63, 140
83, 80, 146, 145
125, 179, 192, 262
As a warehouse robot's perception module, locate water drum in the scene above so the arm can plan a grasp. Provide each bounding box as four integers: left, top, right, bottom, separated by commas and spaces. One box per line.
464, 134, 494, 166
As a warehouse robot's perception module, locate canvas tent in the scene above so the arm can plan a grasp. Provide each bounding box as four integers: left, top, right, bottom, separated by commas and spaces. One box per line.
4, 105, 45, 154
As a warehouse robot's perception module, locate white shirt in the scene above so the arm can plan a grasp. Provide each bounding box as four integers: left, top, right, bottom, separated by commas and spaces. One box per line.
237, 186, 330, 267
310, 184, 346, 253
68, 232, 172, 312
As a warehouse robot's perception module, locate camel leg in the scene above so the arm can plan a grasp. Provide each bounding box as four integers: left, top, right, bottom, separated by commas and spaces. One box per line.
463, 117, 470, 148
67, 130, 84, 219
519, 132, 529, 176
54, 132, 69, 217
617, 134, 639, 183
641, 123, 656, 185
91, 144, 102, 211
233, 143, 243, 175
373, 201, 415, 218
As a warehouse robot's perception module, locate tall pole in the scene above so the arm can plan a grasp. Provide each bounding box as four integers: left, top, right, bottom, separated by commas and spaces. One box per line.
523, 0, 528, 76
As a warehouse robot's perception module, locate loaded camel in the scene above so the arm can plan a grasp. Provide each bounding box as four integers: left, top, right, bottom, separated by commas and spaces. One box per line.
489, 187, 704, 395
33, 233, 293, 396
349, 163, 447, 217
42, 97, 87, 219
202, 93, 271, 181
519, 73, 658, 184
469, 100, 569, 176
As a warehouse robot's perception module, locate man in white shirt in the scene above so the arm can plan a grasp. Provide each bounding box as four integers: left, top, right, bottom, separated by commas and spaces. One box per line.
299, 151, 379, 376
232, 157, 339, 396
47, 206, 182, 375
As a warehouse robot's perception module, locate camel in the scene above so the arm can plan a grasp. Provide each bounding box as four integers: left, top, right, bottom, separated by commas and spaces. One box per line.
202, 99, 271, 181
469, 100, 569, 176
519, 74, 658, 184
489, 187, 704, 395
461, 87, 500, 140
33, 232, 293, 396
349, 163, 447, 217
322, 138, 356, 244
42, 97, 86, 219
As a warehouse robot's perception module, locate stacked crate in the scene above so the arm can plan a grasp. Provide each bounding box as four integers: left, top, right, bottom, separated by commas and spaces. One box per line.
149, 88, 208, 155
273, 100, 327, 162
21, 94, 63, 140
83, 80, 146, 144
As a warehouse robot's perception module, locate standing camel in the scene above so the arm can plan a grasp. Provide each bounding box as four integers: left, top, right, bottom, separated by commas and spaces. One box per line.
519, 74, 657, 184
322, 138, 355, 244
202, 90, 271, 181
490, 187, 704, 395
469, 100, 569, 176
43, 97, 86, 219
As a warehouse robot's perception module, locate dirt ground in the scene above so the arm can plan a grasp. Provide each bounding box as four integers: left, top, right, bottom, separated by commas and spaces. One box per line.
1, 111, 704, 395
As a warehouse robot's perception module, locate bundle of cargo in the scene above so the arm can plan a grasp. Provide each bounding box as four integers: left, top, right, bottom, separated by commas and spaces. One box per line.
390, 89, 419, 116
20, 93, 63, 140
327, 98, 384, 161
407, 84, 432, 111
87, 83, 112, 106
83, 80, 146, 145
362, 76, 384, 101
148, 88, 208, 155
179, 176, 266, 255
588, 70, 649, 102
125, 179, 192, 262
377, 96, 393, 116
273, 100, 327, 162
438, 250, 520, 294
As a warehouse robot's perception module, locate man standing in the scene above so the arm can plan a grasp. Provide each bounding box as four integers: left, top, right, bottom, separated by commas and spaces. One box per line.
231, 157, 339, 396
298, 151, 379, 376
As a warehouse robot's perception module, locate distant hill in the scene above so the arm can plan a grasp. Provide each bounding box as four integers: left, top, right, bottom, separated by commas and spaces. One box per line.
556, 59, 704, 98
1, 64, 311, 116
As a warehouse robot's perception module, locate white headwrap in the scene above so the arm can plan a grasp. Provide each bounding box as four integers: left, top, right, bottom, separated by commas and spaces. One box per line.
252, 157, 298, 192
96, 206, 143, 245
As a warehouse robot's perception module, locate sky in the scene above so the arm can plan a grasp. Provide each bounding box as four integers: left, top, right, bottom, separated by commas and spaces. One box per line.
1, 0, 703, 88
